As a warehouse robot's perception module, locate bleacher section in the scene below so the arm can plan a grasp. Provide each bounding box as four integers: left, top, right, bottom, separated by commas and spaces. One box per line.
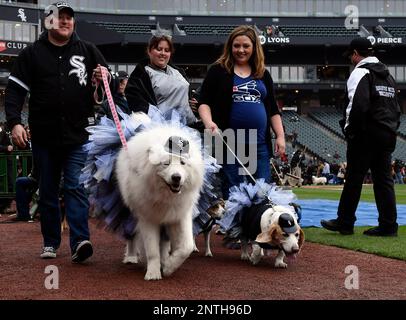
385, 26, 406, 37
282, 111, 347, 162
90, 21, 239, 36
89, 21, 364, 38
394, 137, 406, 161
92, 21, 155, 34
179, 24, 238, 36
398, 114, 406, 138
308, 107, 345, 139
279, 25, 359, 37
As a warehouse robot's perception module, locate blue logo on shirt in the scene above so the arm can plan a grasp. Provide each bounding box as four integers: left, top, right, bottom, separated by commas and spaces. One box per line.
232, 80, 261, 103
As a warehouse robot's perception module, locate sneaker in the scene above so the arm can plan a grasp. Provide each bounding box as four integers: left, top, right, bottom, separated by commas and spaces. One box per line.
72, 240, 93, 263
320, 219, 354, 235
363, 226, 397, 237
40, 247, 57, 259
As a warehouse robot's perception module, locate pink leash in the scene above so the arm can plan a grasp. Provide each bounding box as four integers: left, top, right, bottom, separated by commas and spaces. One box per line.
94, 67, 128, 150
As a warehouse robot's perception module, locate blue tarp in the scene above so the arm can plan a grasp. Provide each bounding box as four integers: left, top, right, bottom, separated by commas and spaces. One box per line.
297, 199, 406, 227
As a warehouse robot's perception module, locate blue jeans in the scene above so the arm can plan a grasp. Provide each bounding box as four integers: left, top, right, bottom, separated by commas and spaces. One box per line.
222, 143, 271, 199
15, 176, 37, 219
394, 172, 404, 184
32, 143, 90, 253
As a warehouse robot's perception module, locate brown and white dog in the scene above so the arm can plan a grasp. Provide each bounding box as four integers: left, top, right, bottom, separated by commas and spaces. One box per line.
240, 202, 304, 268
193, 199, 225, 257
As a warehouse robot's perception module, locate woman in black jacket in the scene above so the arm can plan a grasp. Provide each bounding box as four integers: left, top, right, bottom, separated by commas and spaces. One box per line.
125, 34, 196, 125
198, 25, 285, 198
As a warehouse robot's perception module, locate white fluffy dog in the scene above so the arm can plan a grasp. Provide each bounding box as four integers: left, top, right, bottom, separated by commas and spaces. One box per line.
115, 116, 204, 280
312, 175, 327, 185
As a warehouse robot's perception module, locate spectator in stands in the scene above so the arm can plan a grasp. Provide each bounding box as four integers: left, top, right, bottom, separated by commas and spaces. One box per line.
5, 2, 111, 261
322, 161, 330, 181
291, 129, 298, 148
198, 25, 285, 198
316, 160, 324, 177
321, 38, 401, 237
0, 123, 15, 213
393, 159, 404, 184
125, 34, 197, 125
3, 166, 38, 223
336, 162, 346, 185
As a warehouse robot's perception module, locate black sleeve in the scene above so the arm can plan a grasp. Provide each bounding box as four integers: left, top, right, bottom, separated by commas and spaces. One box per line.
263, 70, 281, 117
86, 42, 118, 100
125, 68, 150, 114
5, 46, 32, 130
8, 46, 33, 92
198, 64, 218, 110
5, 79, 28, 131
88, 42, 108, 68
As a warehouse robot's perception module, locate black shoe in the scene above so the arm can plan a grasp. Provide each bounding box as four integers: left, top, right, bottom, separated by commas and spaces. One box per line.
0, 216, 31, 223
363, 226, 397, 237
320, 219, 354, 235
72, 240, 93, 263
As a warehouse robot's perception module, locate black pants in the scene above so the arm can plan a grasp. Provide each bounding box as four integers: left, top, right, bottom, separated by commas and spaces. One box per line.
337, 128, 398, 232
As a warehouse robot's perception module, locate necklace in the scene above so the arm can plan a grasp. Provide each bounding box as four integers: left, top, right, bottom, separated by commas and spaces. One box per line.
234, 66, 251, 77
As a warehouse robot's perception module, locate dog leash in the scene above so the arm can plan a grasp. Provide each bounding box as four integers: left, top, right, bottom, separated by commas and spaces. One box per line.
270, 158, 284, 186
215, 131, 276, 207
94, 67, 128, 150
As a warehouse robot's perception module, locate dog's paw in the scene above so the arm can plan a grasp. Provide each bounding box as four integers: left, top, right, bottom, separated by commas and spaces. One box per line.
123, 255, 139, 264
205, 251, 213, 257
193, 246, 199, 253
250, 255, 262, 265
162, 264, 176, 277
275, 260, 288, 269
144, 269, 162, 280
241, 252, 250, 261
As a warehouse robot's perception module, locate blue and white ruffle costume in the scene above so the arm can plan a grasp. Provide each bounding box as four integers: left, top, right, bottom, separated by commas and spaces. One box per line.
218, 179, 300, 234
80, 105, 221, 240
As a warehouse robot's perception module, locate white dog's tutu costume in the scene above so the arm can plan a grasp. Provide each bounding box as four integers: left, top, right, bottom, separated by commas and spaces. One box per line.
80, 105, 221, 240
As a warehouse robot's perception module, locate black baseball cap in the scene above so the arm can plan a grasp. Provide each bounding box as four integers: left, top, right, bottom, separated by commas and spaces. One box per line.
343, 37, 373, 58
117, 71, 129, 80
46, 2, 75, 17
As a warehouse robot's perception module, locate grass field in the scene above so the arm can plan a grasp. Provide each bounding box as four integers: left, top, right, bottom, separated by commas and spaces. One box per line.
292, 184, 406, 261
304, 226, 406, 260
293, 184, 406, 204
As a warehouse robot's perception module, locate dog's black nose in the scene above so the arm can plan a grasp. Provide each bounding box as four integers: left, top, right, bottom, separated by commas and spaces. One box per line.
171, 174, 181, 183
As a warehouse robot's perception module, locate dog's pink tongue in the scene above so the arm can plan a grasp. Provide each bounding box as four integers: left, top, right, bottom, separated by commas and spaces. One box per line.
286, 253, 297, 262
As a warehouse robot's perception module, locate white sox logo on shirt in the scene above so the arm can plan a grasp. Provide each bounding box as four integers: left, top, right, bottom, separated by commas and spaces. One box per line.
232, 80, 261, 103
69, 55, 87, 86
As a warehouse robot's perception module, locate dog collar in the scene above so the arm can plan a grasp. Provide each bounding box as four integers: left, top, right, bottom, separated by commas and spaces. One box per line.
279, 213, 298, 233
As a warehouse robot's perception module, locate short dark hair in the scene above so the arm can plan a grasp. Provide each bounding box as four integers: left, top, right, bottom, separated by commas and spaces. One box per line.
147, 35, 174, 53
356, 49, 374, 57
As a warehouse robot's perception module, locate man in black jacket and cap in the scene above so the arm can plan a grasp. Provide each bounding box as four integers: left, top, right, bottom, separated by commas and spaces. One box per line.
5, 2, 111, 261
321, 38, 401, 237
